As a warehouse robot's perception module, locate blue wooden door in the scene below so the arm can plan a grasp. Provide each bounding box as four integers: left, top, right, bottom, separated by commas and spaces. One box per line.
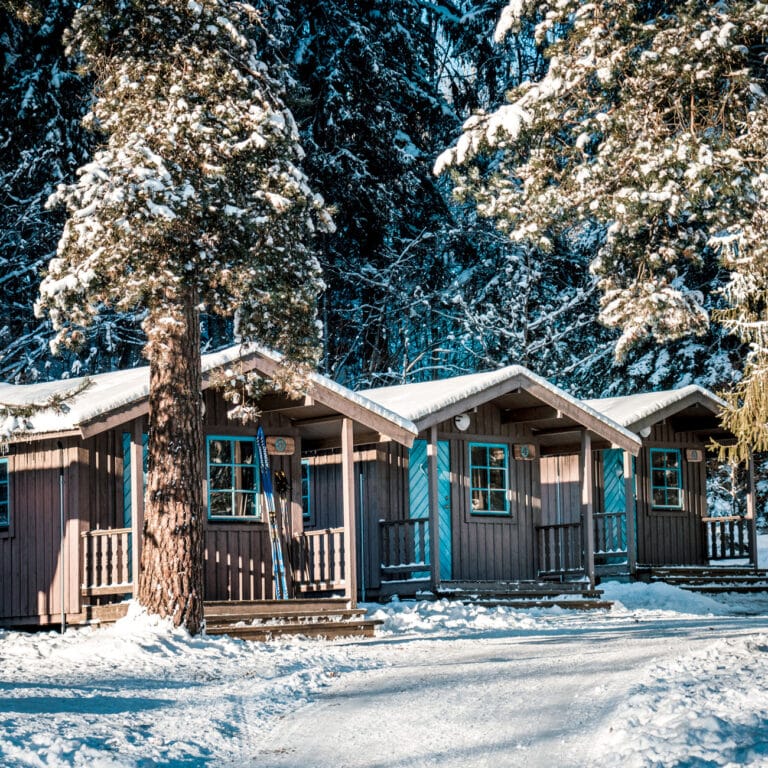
599, 449, 628, 556
409, 440, 452, 579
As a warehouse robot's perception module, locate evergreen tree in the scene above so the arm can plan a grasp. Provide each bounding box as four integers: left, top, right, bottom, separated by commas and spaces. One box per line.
0, 1, 149, 383
35, 0, 329, 632
437, 0, 768, 447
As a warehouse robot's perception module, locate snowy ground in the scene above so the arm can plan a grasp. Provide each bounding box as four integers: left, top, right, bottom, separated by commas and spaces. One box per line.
2, 583, 768, 768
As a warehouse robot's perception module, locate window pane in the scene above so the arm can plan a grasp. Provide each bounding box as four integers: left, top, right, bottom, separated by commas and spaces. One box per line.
489, 448, 506, 467
471, 446, 487, 466
471, 468, 486, 488
651, 451, 665, 468
234, 492, 259, 517
209, 440, 231, 464
0, 502, 7, 526
0, 462, 6, 482
0, 484, 6, 503
490, 491, 507, 512
665, 469, 679, 486
666, 489, 680, 507
653, 489, 666, 506
471, 491, 487, 511
239, 467, 256, 491
652, 469, 667, 487
210, 465, 232, 490
236, 441, 255, 465
209, 493, 231, 517
489, 469, 505, 490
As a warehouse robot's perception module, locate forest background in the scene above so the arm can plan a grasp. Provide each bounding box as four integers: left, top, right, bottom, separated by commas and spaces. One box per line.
0, 1, 753, 502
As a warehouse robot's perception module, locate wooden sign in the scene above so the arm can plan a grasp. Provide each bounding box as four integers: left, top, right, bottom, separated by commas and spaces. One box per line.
267, 436, 295, 455
685, 448, 704, 462
514, 443, 537, 461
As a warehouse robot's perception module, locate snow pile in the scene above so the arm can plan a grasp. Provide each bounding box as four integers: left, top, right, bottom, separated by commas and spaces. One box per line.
600, 580, 731, 615
0, 604, 379, 767
592, 635, 768, 767
369, 597, 575, 637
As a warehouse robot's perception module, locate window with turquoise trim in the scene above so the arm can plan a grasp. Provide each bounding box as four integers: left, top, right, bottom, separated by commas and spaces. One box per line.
650, 448, 682, 509
469, 443, 509, 514
301, 460, 311, 519
207, 436, 261, 520
0, 459, 8, 528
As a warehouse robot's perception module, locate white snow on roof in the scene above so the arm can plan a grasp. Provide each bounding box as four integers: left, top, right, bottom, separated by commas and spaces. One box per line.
361, 366, 641, 447
0, 344, 417, 440
584, 385, 726, 430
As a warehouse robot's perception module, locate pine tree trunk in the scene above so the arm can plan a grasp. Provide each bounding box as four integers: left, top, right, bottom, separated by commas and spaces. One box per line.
137, 287, 204, 634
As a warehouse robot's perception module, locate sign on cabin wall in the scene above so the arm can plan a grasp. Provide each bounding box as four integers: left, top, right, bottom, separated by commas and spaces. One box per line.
267, 436, 295, 455
514, 443, 537, 461
685, 448, 704, 462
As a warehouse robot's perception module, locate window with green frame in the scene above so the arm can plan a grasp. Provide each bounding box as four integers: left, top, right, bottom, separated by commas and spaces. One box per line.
0, 458, 8, 528
301, 460, 311, 519
650, 448, 682, 509
469, 443, 509, 515
207, 436, 261, 520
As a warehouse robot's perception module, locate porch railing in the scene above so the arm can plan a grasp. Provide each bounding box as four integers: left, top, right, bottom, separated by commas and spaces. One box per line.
81, 528, 133, 596
593, 512, 627, 556
291, 527, 346, 591
379, 519, 431, 579
536, 522, 583, 576
703, 515, 753, 561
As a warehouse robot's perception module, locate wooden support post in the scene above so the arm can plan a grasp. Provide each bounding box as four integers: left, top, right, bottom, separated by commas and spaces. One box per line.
623, 451, 637, 577
581, 431, 595, 588
747, 449, 758, 571
341, 418, 358, 606
428, 425, 441, 590
130, 420, 145, 597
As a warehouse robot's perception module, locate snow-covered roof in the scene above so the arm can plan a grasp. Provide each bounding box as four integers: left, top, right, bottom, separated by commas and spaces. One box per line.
361, 366, 641, 452
584, 385, 726, 432
0, 344, 417, 442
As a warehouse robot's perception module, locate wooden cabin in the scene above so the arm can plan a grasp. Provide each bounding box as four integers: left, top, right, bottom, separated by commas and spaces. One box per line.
0, 345, 416, 628
585, 386, 759, 575
303, 367, 642, 599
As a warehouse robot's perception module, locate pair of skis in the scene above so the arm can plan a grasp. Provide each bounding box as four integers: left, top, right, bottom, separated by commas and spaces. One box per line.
256, 426, 289, 600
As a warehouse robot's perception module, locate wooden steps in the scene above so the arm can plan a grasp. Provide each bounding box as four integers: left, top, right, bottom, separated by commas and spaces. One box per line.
434, 581, 611, 611
648, 567, 768, 594
204, 598, 382, 641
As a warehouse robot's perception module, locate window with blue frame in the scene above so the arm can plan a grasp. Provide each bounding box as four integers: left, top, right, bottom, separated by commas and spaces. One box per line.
301, 460, 311, 519
650, 448, 682, 509
469, 443, 509, 515
0, 458, 8, 528
207, 436, 261, 520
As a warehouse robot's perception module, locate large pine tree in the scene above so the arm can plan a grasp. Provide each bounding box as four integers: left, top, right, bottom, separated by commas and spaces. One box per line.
35, 0, 330, 632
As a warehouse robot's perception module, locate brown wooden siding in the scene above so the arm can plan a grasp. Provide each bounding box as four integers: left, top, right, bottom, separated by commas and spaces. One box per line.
83, 429, 127, 531
635, 422, 707, 566
0, 438, 82, 624
540, 455, 581, 526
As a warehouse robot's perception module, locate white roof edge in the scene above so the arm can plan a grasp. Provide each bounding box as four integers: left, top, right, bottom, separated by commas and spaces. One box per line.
507, 368, 642, 448
585, 384, 727, 430
362, 365, 641, 448
210, 343, 418, 436
1, 343, 418, 440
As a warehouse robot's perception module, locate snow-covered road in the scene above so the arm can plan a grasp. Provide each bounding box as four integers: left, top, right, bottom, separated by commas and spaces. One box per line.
254, 609, 768, 768
2, 584, 768, 767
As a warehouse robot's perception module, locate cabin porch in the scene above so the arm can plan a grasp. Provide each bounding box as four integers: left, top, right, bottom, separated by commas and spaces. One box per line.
76, 524, 383, 636
79, 523, 352, 604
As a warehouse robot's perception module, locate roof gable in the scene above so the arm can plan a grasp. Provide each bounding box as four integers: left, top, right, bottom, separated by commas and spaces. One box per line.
584, 385, 727, 434
362, 367, 641, 454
